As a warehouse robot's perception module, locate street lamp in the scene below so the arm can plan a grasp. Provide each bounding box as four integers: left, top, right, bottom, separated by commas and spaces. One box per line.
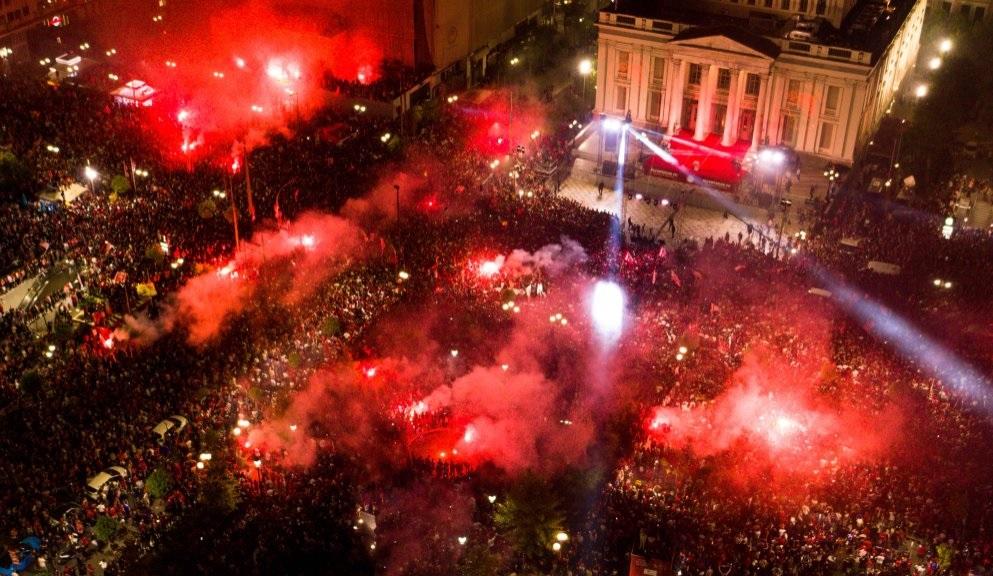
84, 165, 99, 192
938, 38, 953, 54
0, 47, 11, 76
914, 84, 929, 99
928, 56, 942, 70
578, 58, 593, 102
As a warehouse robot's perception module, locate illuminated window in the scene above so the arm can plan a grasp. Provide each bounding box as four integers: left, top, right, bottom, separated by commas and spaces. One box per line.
688, 63, 702, 85
647, 90, 663, 120
786, 79, 802, 108
615, 85, 628, 111
616, 51, 630, 80
651, 56, 665, 85
818, 122, 835, 150
717, 68, 731, 91
823, 85, 841, 115
745, 73, 761, 96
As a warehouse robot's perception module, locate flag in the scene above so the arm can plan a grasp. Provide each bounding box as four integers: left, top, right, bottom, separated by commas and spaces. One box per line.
245, 154, 256, 222
652, 269, 657, 285
658, 245, 667, 259
136, 282, 157, 297
273, 196, 283, 227
670, 270, 682, 288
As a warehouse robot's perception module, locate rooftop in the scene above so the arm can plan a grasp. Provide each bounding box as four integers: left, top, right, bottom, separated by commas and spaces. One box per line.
602, 0, 918, 64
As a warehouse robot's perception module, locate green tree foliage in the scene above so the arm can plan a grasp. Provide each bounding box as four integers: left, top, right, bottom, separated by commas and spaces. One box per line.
110, 174, 132, 197
458, 539, 504, 576
145, 467, 173, 500
92, 515, 120, 543
199, 454, 241, 514
494, 473, 565, 563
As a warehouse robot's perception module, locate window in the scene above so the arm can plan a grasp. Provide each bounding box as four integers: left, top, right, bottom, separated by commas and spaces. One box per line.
818, 122, 835, 150
941, 1, 951, 13
786, 79, 802, 108
816, 0, 826, 14
781, 115, 798, 145
799, 0, 809, 12
975, 6, 986, 21
765, 0, 773, 6
615, 85, 628, 111
823, 85, 841, 115
616, 51, 630, 80
650, 56, 665, 85
717, 68, 731, 91
688, 63, 702, 85
647, 90, 663, 120
781, 0, 790, 8
745, 73, 761, 96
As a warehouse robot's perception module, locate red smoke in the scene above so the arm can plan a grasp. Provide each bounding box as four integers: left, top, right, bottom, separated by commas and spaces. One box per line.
647, 349, 903, 482
173, 212, 369, 344
94, 0, 386, 163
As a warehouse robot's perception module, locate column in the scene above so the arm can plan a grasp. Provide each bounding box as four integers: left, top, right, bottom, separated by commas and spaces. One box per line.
668, 59, 687, 135
695, 64, 717, 141
594, 38, 609, 114
752, 74, 770, 149
721, 69, 741, 147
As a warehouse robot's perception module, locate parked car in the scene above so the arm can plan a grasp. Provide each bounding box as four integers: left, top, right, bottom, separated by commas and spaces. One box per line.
151, 414, 188, 443
84, 466, 128, 501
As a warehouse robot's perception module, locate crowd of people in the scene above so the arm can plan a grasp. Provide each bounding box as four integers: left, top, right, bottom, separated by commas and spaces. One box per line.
1, 51, 993, 576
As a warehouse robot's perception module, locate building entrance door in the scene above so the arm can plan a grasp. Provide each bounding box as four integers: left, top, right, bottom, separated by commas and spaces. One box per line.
738, 109, 756, 142
682, 99, 697, 133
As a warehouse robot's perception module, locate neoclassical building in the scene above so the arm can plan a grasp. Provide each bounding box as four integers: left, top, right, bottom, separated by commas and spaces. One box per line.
594, 0, 926, 164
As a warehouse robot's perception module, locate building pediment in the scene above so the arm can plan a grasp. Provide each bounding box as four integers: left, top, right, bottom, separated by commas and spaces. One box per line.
669, 25, 781, 60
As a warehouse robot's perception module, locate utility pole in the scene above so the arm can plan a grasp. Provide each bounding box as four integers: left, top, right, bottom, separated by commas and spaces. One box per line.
394, 184, 400, 224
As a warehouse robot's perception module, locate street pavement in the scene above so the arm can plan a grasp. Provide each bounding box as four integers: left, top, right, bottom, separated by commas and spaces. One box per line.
557, 156, 814, 253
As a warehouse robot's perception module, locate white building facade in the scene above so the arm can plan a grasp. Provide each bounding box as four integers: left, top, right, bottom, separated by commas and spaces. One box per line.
594, 0, 926, 164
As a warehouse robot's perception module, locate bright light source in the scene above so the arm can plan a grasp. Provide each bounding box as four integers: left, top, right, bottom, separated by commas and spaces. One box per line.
84, 166, 99, 181
928, 57, 942, 70
914, 84, 929, 98
556, 532, 569, 542
591, 280, 625, 339
602, 117, 623, 132
398, 270, 410, 281
552, 542, 562, 551
939, 38, 952, 54
578, 58, 593, 76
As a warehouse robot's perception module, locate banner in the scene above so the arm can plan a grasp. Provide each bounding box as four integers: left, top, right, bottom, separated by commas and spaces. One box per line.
629, 554, 671, 576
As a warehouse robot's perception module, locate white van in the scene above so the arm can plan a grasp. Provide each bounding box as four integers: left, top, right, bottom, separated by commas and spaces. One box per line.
85, 466, 128, 501
151, 414, 189, 443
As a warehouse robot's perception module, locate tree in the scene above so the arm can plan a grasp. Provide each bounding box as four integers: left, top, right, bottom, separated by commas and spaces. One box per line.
199, 458, 241, 514
494, 473, 565, 564
458, 540, 504, 576
197, 198, 218, 219
0, 150, 34, 203
110, 174, 132, 197
145, 467, 173, 500
92, 515, 120, 543
18, 369, 43, 396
